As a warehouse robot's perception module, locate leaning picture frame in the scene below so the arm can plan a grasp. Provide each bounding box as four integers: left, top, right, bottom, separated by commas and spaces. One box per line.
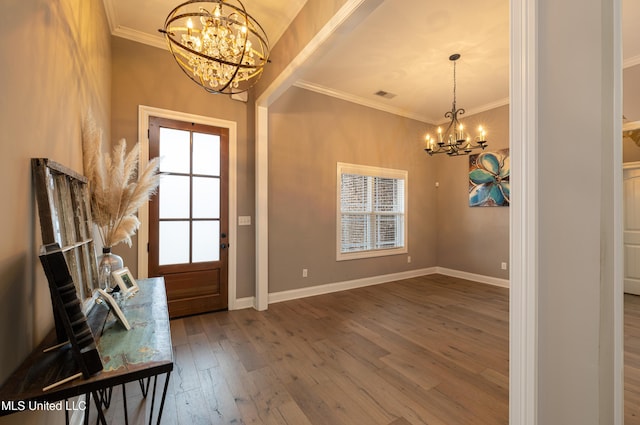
112, 267, 139, 295
96, 288, 131, 330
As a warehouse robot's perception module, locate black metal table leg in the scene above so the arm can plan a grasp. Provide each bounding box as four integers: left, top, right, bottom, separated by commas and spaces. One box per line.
139, 377, 151, 397
147, 375, 158, 425
154, 372, 171, 425
122, 383, 129, 425
91, 390, 107, 425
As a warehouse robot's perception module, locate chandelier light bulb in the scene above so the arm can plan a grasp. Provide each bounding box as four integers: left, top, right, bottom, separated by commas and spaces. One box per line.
161, 0, 270, 95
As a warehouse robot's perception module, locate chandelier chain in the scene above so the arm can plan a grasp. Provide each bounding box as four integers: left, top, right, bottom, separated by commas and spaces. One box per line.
452, 59, 457, 110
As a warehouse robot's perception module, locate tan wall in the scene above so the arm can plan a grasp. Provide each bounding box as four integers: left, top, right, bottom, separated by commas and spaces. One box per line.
110, 37, 256, 298
268, 87, 437, 293
0, 0, 111, 422
433, 105, 510, 279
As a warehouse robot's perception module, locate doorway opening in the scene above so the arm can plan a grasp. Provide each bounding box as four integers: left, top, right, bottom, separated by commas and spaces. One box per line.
136, 105, 239, 312
148, 117, 229, 318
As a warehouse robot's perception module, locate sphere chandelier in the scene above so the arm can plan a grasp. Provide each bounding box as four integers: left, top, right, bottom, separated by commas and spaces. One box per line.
424, 54, 488, 156
161, 0, 270, 95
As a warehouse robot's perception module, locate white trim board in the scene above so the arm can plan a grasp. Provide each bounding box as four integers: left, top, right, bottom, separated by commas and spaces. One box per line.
435, 267, 510, 288
295, 80, 510, 125
509, 0, 539, 422
233, 267, 509, 309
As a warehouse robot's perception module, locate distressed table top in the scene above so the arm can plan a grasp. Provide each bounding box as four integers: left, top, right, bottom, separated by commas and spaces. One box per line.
0, 277, 173, 411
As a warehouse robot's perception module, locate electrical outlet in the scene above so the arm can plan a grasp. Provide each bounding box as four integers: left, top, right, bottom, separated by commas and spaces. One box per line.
302, 268, 308, 278
407, 256, 412, 263
501, 262, 508, 270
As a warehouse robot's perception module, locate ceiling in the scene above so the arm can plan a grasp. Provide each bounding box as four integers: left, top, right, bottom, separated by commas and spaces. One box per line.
104, 0, 640, 125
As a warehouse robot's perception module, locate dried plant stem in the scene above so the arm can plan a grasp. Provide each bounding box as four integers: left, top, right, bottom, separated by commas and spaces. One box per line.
82, 114, 160, 247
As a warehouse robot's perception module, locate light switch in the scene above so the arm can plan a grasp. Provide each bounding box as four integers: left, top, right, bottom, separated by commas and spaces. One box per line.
238, 216, 252, 226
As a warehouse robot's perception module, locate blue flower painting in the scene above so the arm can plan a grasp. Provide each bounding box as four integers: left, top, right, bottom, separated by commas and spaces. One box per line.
469, 149, 510, 207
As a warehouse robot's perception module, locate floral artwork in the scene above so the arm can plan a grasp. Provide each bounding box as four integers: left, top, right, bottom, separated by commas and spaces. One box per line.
469, 149, 510, 207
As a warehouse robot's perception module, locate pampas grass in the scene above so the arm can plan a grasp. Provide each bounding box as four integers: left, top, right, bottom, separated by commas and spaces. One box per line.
82, 114, 160, 248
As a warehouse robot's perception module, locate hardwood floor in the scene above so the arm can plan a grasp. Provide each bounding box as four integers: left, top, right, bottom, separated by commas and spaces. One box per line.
91, 274, 508, 424
88, 276, 640, 424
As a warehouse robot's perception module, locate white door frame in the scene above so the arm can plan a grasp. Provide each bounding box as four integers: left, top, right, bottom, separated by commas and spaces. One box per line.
509, 0, 539, 422
137, 105, 239, 310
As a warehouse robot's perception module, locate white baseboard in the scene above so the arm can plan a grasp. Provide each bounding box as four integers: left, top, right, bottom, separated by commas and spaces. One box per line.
435, 267, 510, 288
230, 267, 510, 310
232, 296, 256, 310
624, 279, 640, 296
267, 267, 438, 305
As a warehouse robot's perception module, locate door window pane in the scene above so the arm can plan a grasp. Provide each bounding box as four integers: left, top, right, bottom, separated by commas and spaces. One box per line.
159, 128, 190, 173
192, 177, 220, 219
192, 221, 220, 262
159, 175, 190, 219
193, 133, 220, 176
159, 221, 190, 265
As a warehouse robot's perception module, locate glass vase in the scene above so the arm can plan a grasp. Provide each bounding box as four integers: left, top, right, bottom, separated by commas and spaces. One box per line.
98, 247, 124, 292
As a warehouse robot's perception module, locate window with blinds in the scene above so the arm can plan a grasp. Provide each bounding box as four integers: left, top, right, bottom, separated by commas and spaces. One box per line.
337, 163, 407, 260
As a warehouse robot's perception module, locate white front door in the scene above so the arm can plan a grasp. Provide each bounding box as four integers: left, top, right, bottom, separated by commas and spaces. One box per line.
624, 162, 640, 295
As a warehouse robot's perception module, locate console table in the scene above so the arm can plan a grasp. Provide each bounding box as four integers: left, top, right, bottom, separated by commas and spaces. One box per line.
0, 277, 173, 424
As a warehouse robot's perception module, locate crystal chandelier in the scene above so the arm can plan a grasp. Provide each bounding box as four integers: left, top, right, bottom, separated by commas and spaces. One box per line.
424, 54, 488, 156
161, 0, 270, 95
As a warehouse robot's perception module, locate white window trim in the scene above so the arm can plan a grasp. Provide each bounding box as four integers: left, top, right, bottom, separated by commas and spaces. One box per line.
336, 162, 408, 261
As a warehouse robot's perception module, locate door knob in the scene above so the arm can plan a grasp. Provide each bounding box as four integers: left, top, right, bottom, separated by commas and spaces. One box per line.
220, 243, 227, 249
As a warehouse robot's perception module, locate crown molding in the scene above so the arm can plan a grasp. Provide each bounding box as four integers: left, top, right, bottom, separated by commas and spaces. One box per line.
112, 26, 168, 50
102, 0, 118, 33
294, 80, 431, 123
432, 97, 511, 125
102, 1, 167, 50
295, 80, 510, 125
